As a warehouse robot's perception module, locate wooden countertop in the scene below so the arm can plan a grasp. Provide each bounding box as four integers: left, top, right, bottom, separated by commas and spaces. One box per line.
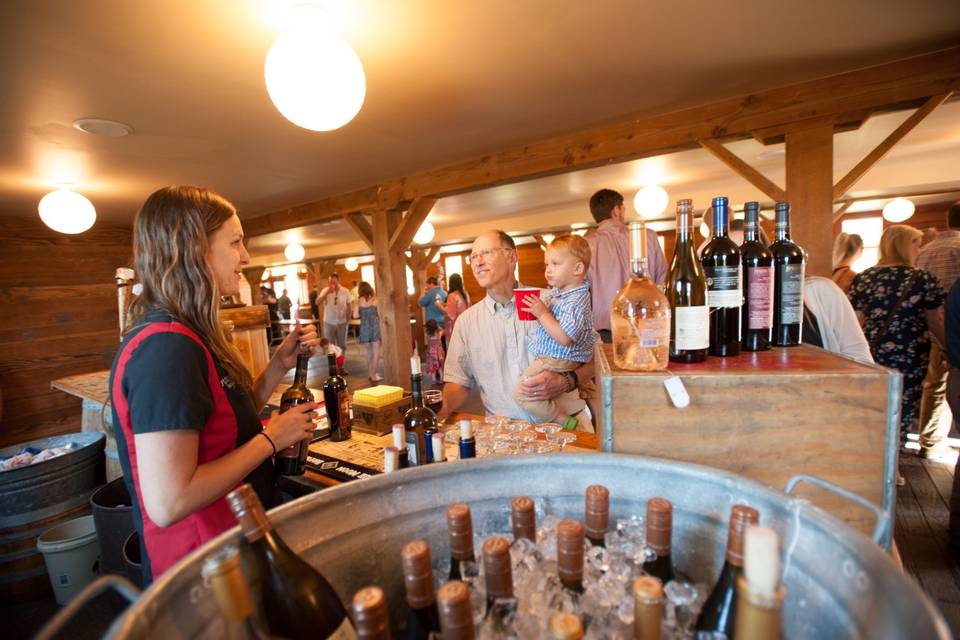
51, 369, 110, 405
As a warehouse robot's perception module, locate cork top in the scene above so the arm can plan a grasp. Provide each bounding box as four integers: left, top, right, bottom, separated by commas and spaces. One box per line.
726, 505, 760, 567
437, 581, 475, 639
633, 576, 664, 605
646, 497, 673, 555
226, 484, 271, 542
482, 536, 513, 599
352, 586, 389, 639
584, 485, 610, 542
401, 540, 435, 609
511, 496, 536, 542
549, 613, 584, 640
556, 519, 584, 587
447, 503, 474, 560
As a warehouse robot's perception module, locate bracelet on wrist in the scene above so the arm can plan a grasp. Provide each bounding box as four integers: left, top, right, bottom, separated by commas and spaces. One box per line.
258, 430, 277, 457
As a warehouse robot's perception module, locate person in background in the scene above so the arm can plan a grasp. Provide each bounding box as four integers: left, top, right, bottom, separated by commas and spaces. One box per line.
436, 272, 470, 347
802, 276, 873, 364
942, 278, 960, 546
513, 235, 596, 428
308, 286, 319, 320
354, 281, 382, 384
261, 285, 281, 343
831, 232, 864, 293
424, 319, 445, 385
276, 289, 292, 320
319, 337, 345, 374
109, 186, 318, 584
916, 202, 960, 459
419, 276, 447, 347
439, 230, 595, 431
922, 227, 940, 247
350, 280, 360, 305
318, 272, 352, 368
849, 224, 946, 451
585, 188, 666, 344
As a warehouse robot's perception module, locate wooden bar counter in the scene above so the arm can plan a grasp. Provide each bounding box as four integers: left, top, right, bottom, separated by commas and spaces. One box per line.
597, 343, 900, 547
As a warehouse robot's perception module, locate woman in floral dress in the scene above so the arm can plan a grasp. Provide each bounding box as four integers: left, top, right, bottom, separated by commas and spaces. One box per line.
849, 225, 945, 442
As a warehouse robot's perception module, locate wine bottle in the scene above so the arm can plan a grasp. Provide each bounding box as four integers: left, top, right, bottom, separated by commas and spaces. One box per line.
437, 581, 475, 640
665, 199, 709, 363
611, 221, 671, 371
556, 519, 585, 594
511, 496, 536, 542
225, 484, 356, 640
403, 355, 438, 463
740, 202, 774, 352
549, 613, 584, 640
584, 484, 609, 547
481, 536, 515, 633
695, 505, 760, 637
401, 540, 442, 639
324, 353, 351, 442
633, 576, 663, 640
352, 586, 391, 640
458, 419, 476, 459
275, 350, 313, 476
392, 425, 410, 469
642, 498, 675, 584
701, 196, 741, 357
770, 201, 805, 347
446, 503, 476, 581
733, 526, 784, 640
201, 545, 271, 640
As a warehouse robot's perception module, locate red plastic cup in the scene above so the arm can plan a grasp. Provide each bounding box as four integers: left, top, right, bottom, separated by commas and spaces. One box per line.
514, 288, 541, 321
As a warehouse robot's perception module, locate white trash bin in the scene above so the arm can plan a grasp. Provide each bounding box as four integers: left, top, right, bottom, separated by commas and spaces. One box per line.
36, 514, 101, 605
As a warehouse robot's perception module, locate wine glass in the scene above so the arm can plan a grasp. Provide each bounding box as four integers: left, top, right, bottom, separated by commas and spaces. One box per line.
545, 432, 577, 450
534, 422, 563, 436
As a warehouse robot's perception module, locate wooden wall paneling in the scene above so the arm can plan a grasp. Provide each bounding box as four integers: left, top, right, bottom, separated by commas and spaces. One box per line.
785, 125, 834, 277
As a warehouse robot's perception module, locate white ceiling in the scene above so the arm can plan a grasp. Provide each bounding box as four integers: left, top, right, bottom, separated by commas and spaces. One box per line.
1, 0, 959, 265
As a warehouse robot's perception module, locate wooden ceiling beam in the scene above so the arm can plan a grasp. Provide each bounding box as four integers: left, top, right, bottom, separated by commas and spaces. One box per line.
389, 197, 437, 252
242, 46, 960, 238
698, 139, 787, 202
341, 212, 374, 251
831, 201, 854, 224
833, 92, 952, 200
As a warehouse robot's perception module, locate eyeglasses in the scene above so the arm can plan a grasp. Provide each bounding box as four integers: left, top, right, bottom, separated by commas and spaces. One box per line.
469, 247, 510, 262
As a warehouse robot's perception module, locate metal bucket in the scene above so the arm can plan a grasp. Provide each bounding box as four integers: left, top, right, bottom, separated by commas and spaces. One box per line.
107, 454, 949, 639
0, 432, 105, 601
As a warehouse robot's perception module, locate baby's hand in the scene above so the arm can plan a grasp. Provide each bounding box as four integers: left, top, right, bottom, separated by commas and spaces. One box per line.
522, 294, 548, 319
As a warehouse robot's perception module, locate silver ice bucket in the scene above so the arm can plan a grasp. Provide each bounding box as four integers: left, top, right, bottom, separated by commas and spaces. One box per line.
107, 454, 949, 639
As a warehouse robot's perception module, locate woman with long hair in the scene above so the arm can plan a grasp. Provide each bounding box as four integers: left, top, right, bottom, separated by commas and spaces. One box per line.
109, 186, 318, 583
354, 281, 382, 383
436, 272, 470, 345
849, 224, 945, 449
831, 232, 863, 292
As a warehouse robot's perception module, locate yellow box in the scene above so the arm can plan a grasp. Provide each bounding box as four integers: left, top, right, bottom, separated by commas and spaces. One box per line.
352, 385, 404, 408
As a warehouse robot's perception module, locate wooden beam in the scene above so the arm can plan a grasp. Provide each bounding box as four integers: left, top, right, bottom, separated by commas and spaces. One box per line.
242, 267, 266, 304
831, 201, 853, 225
372, 209, 413, 386
833, 92, 951, 200
698, 139, 787, 202
389, 198, 437, 252
342, 212, 374, 250
751, 109, 871, 145
786, 125, 834, 278
243, 47, 960, 238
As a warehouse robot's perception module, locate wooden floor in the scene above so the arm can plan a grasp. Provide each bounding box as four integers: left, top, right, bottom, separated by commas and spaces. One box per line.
896, 445, 960, 636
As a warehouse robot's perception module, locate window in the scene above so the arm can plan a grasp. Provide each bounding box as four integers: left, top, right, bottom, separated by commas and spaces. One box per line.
841, 216, 883, 273
360, 264, 375, 291
444, 255, 463, 282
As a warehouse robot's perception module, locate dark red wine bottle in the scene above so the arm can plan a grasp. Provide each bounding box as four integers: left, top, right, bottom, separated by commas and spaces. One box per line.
401, 540, 442, 639
275, 351, 313, 476
323, 353, 351, 441
740, 202, 773, 352
403, 358, 438, 464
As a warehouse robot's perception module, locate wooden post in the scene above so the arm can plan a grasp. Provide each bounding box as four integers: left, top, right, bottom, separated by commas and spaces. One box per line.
242, 267, 266, 304
785, 125, 834, 278
372, 208, 413, 386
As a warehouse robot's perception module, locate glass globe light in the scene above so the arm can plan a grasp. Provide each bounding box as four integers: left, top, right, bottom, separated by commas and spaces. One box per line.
284, 243, 305, 262
882, 198, 915, 223
633, 185, 669, 219
38, 188, 96, 234
414, 221, 435, 244
344, 257, 359, 271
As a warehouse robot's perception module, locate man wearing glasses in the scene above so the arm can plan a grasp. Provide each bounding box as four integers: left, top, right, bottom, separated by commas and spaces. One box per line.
437, 230, 595, 430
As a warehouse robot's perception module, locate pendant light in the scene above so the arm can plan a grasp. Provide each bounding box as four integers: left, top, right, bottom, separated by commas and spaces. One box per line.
37, 187, 96, 234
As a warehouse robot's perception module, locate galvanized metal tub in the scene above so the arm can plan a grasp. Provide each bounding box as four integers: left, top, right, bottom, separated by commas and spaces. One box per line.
108, 454, 949, 639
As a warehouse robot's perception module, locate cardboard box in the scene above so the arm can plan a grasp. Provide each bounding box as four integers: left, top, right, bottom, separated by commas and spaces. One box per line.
351, 394, 413, 436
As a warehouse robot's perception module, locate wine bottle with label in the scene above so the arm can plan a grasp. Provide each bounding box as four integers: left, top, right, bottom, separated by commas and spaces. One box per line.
401, 540, 442, 639
695, 505, 760, 637
324, 353, 351, 441
274, 350, 313, 476
665, 199, 709, 362
733, 526, 784, 640
740, 202, 773, 352
701, 196, 741, 357
403, 355, 438, 463
770, 201, 805, 346
446, 503, 476, 581
642, 497, 676, 584
226, 484, 357, 640
611, 221, 671, 371
201, 545, 272, 640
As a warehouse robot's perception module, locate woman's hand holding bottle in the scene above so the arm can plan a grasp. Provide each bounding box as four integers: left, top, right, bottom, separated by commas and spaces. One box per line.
264, 402, 317, 451
274, 322, 319, 371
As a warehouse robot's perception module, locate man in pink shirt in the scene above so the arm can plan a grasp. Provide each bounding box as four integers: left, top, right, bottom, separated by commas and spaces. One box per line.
584, 189, 667, 343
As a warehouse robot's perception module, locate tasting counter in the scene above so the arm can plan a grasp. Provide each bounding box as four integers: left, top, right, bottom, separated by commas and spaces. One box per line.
596, 342, 899, 547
